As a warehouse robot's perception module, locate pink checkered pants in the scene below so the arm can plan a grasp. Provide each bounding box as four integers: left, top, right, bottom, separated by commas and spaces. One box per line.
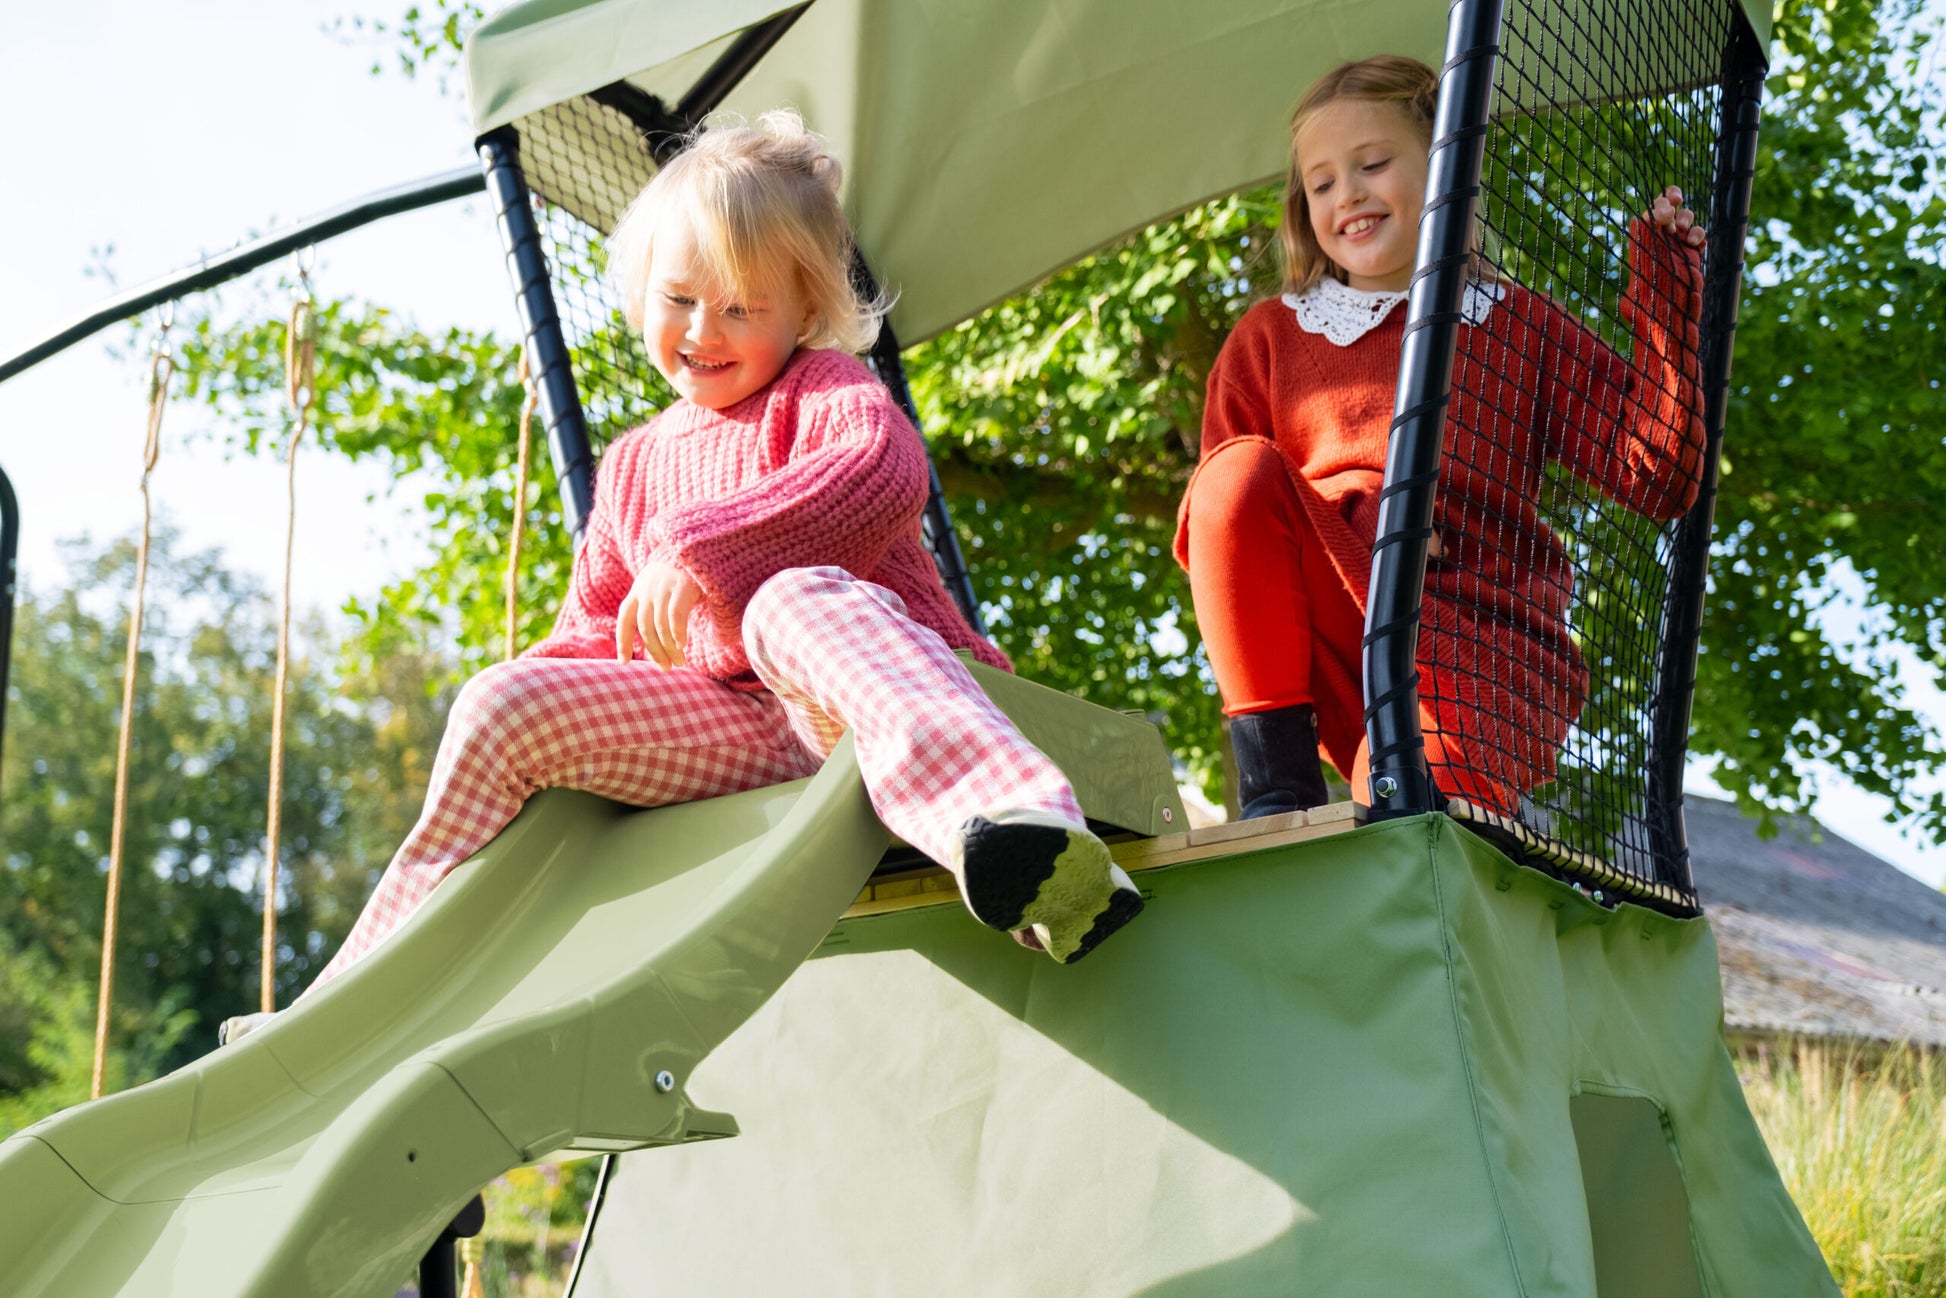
306, 567, 1080, 988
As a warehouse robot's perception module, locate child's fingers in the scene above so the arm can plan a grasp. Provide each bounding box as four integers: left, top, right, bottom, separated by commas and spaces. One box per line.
670, 581, 700, 659
616, 595, 638, 662
652, 587, 683, 669
641, 597, 672, 669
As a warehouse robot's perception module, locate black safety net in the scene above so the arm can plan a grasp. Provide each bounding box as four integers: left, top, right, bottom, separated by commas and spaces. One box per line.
517, 95, 672, 456
1422, 0, 1758, 912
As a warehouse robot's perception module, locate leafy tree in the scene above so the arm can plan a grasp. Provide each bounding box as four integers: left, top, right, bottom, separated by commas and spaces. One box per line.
0, 529, 448, 1107
178, 0, 1946, 840
1697, 0, 1946, 833
170, 298, 567, 684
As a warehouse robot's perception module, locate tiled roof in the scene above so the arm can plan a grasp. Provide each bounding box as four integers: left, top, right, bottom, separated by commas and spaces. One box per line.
1686, 796, 1946, 1044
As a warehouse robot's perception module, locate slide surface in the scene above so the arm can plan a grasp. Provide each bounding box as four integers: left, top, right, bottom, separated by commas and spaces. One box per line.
0, 736, 888, 1298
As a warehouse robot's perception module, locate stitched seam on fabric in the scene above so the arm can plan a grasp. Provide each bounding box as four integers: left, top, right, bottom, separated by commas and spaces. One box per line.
1428, 818, 1529, 1296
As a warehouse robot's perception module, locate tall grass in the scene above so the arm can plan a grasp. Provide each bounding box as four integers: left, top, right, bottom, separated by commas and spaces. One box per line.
1740, 1043, 1946, 1298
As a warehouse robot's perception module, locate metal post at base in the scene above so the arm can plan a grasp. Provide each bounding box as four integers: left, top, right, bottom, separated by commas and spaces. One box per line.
417, 1193, 485, 1298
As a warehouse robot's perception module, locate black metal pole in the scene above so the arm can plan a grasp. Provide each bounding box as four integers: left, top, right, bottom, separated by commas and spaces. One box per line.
862, 304, 987, 637
589, 4, 812, 166
674, 3, 812, 126
846, 279, 983, 636
416, 1193, 485, 1298
0, 467, 17, 781
478, 128, 598, 542
560, 1154, 617, 1297
580, 25, 987, 633
1362, 0, 1503, 817
0, 167, 484, 386
1646, 17, 1767, 889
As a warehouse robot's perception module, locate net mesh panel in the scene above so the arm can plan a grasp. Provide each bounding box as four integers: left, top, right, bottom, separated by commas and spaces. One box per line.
1431, 0, 1740, 911
518, 97, 673, 455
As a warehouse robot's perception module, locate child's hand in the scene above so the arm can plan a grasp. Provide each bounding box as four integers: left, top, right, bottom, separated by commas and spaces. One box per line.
1649, 185, 1707, 249
617, 560, 704, 669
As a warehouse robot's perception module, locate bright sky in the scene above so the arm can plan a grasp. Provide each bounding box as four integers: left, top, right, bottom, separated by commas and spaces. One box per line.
0, 0, 508, 617
2, 0, 1942, 888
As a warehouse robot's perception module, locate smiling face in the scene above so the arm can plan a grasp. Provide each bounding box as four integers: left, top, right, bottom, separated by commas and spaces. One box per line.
640, 210, 810, 411
1293, 98, 1431, 292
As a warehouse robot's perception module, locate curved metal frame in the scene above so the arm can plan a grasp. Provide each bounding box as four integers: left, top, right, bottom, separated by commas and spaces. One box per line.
0, 168, 485, 385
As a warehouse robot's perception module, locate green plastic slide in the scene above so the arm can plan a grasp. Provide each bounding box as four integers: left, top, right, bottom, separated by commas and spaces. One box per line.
0, 737, 890, 1297
0, 662, 1184, 1297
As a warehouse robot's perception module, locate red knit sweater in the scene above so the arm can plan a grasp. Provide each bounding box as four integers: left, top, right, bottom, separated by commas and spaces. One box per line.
527, 348, 1009, 686
1176, 219, 1705, 788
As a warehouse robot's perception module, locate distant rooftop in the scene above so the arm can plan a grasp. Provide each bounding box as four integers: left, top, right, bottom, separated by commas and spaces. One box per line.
1687, 796, 1946, 1045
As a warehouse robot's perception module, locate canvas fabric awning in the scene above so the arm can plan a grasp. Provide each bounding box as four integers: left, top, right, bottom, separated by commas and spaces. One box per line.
465, 0, 1771, 344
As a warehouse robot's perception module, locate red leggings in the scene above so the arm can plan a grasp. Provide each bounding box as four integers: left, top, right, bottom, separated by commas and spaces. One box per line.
1183, 438, 1515, 810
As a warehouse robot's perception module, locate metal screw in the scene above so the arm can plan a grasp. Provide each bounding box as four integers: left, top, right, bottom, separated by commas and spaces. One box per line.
1374, 776, 1399, 800
1161, 807, 1174, 823
654, 1070, 676, 1094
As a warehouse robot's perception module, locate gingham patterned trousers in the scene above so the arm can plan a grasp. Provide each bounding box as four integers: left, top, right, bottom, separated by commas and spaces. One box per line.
307, 567, 1080, 987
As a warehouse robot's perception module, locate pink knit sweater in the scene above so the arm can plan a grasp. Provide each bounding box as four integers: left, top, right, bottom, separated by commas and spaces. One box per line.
525, 348, 1010, 686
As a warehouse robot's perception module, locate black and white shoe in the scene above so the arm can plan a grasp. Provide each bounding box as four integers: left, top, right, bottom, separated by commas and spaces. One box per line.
950, 810, 1146, 964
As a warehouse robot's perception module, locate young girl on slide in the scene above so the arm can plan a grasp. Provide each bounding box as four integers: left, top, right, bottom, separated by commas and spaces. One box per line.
224, 112, 1142, 1041
1178, 55, 1709, 819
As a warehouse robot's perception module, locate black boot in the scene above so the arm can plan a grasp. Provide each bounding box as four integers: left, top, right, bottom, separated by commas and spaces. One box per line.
1229, 705, 1330, 820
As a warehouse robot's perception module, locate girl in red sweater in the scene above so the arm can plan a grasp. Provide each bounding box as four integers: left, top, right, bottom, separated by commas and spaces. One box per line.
1177, 56, 1708, 818
225, 113, 1140, 1040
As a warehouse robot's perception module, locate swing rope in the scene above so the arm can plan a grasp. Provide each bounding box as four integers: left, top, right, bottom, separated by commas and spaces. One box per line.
460, 1234, 487, 1298
93, 307, 174, 1100
261, 255, 318, 1014
503, 348, 537, 661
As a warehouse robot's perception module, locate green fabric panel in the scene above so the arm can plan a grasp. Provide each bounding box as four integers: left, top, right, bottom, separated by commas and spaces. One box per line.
465, 0, 1771, 345
464, 0, 794, 138
1435, 822, 1837, 1297
574, 815, 1834, 1297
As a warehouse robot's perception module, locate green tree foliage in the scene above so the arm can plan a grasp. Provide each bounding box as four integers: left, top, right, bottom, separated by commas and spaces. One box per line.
180, 0, 1946, 833
1700, 0, 1946, 832
0, 531, 447, 1124
171, 300, 570, 683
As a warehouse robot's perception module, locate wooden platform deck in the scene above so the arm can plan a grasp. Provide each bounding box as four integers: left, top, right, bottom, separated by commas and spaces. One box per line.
843, 802, 1363, 920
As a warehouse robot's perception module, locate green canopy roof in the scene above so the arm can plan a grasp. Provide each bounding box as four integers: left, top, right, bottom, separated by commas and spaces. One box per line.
465, 0, 1771, 345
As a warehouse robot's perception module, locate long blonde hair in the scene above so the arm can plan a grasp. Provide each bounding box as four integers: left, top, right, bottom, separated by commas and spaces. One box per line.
608, 110, 888, 354
1278, 56, 1440, 296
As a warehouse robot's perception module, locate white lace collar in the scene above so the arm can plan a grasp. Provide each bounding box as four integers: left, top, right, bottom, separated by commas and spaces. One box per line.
1283, 276, 1507, 346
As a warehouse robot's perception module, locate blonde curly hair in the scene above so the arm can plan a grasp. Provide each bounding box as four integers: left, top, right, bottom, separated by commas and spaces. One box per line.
608, 109, 888, 354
